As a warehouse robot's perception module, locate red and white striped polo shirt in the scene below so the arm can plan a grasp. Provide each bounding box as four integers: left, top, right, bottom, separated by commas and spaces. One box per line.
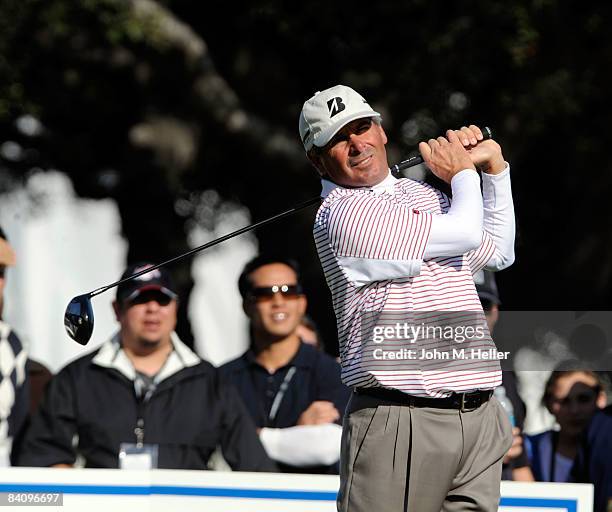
314, 171, 510, 397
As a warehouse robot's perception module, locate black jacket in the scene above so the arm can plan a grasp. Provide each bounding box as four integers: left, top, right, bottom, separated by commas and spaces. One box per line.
16, 335, 275, 471
220, 341, 350, 473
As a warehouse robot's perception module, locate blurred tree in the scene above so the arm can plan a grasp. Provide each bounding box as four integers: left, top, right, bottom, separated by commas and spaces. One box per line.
1, 0, 611, 352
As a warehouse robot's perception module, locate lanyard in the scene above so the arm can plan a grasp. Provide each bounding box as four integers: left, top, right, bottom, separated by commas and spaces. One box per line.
134, 398, 146, 448
268, 367, 297, 424
133, 372, 157, 448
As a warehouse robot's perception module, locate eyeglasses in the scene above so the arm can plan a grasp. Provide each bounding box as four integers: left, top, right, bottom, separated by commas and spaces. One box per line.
128, 290, 174, 307
249, 284, 303, 302
549, 386, 601, 408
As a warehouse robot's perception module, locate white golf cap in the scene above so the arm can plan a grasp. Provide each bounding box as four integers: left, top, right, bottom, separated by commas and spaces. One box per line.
299, 85, 381, 152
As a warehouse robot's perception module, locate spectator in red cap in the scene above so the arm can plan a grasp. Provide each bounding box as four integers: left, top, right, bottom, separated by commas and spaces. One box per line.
17, 262, 275, 471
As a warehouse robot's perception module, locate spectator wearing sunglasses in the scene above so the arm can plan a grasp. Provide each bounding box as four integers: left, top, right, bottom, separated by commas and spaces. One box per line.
572, 404, 612, 512
18, 262, 274, 471
220, 255, 350, 473
525, 361, 607, 482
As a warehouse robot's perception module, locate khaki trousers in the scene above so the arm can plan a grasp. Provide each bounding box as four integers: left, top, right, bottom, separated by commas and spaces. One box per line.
337, 393, 513, 512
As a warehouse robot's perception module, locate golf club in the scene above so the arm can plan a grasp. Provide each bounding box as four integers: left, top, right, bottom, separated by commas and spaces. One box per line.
65, 126, 492, 345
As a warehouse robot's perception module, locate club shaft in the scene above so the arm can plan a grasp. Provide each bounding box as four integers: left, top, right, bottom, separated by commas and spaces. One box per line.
89, 196, 322, 298
89, 126, 493, 298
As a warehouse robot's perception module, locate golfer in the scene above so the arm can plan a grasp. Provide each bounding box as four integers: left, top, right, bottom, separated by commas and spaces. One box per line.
299, 85, 515, 511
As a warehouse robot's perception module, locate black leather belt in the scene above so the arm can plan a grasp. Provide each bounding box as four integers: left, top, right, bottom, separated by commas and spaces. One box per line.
355, 387, 493, 412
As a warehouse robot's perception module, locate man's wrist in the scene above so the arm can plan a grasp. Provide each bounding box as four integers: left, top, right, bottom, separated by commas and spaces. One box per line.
479, 155, 506, 175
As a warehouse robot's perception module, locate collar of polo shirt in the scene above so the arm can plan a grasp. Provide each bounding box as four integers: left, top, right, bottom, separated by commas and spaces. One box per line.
320, 169, 396, 199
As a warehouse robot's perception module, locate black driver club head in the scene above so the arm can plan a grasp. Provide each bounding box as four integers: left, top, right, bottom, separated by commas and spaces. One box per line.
64, 294, 94, 345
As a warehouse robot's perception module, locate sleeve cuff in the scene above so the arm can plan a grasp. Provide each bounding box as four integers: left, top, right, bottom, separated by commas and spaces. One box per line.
481, 163, 511, 182
450, 168, 480, 187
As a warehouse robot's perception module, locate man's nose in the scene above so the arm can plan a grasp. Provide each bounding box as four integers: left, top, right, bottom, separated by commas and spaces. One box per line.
348, 133, 366, 154
270, 291, 286, 305
567, 399, 583, 415
145, 299, 161, 311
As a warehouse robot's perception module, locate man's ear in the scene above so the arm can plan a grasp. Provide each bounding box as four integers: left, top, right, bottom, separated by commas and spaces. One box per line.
377, 123, 388, 145
596, 389, 607, 409
297, 295, 307, 316
242, 298, 252, 317
112, 300, 122, 321
307, 151, 327, 178
544, 399, 553, 416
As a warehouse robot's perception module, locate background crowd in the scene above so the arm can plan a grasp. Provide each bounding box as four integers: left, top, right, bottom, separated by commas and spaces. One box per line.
1, 224, 611, 510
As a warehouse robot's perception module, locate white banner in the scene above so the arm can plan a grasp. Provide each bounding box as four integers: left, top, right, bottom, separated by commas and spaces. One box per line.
0, 468, 594, 512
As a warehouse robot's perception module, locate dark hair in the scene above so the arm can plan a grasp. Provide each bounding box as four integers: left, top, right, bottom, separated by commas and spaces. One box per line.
238, 255, 301, 299
542, 359, 605, 407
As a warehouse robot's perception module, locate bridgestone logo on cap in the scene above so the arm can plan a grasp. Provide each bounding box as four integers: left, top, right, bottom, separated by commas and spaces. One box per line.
327, 97, 346, 118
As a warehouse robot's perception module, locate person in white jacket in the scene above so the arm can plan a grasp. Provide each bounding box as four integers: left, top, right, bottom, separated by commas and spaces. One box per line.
220, 255, 350, 473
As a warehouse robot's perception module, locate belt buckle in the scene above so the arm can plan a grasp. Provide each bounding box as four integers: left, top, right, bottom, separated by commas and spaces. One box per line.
460, 392, 478, 412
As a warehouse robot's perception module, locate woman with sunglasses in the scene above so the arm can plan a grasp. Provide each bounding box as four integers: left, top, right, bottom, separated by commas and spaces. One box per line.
525, 360, 607, 482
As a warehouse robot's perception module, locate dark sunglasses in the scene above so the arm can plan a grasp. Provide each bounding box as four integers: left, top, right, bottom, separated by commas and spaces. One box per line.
551, 386, 601, 407
249, 284, 303, 302
128, 290, 174, 307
